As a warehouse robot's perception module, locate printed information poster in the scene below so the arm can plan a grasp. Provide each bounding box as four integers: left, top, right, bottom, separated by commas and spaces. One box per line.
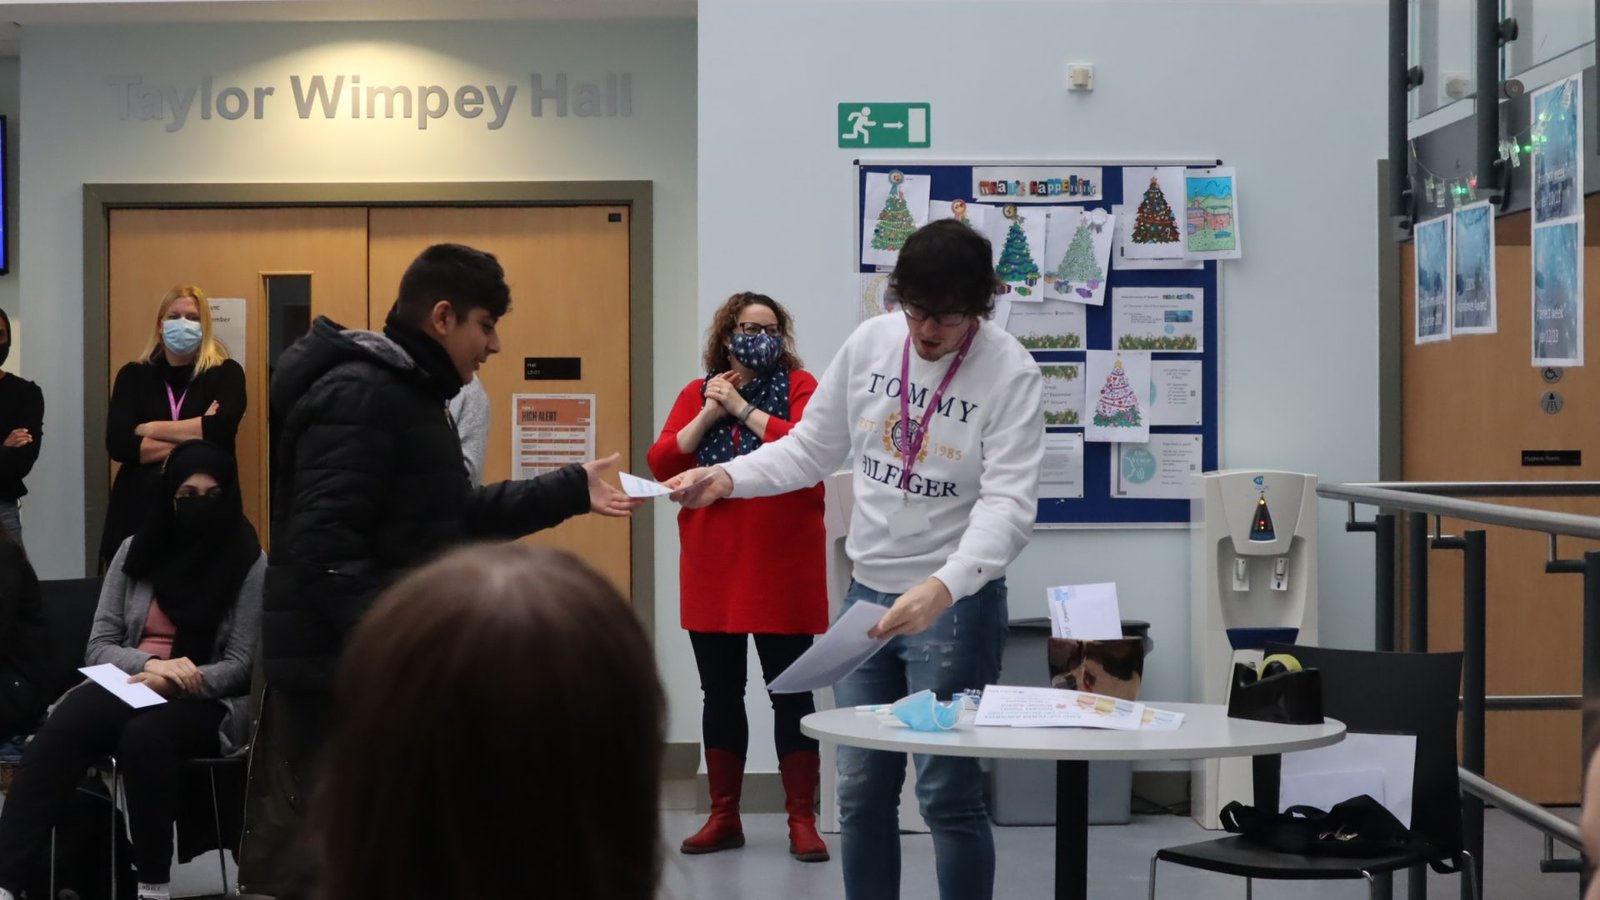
1112, 287, 1204, 352
1040, 364, 1086, 426
1451, 201, 1497, 335
1007, 299, 1087, 351
1532, 75, 1583, 225
1148, 360, 1203, 426
1532, 220, 1584, 367
1414, 215, 1452, 344
513, 394, 596, 479
1040, 432, 1085, 500
1112, 434, 1202, 500
208, 298, 248, 369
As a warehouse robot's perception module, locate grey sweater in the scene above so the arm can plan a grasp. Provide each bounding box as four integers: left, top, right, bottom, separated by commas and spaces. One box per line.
81, 538, 266, 756
447, 374, 491, 484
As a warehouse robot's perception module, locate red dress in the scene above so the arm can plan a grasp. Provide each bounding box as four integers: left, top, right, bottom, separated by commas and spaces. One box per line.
648, 372, 828, 634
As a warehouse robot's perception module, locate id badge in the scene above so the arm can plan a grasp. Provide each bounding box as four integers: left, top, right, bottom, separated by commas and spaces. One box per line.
887, 500, 931, 538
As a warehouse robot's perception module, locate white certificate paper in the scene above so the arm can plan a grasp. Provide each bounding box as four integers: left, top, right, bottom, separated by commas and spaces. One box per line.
1046, 582, 1123, 640
79, 663, 166, 709
975, 685, 1145, 730
768, 601, 890, 694
619, 472, 672, 498
1113, 434, 1203, 500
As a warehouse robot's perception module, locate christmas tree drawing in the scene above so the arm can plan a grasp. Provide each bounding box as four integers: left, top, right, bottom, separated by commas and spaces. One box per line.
870, 171, 917, 252
996, 210, 1041, 296
1053, 218, 1103, 297
1092, 360, 1142, 428
1131, 176, 1181, 246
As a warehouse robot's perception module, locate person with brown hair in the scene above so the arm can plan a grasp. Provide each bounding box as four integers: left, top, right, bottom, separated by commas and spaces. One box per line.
648, 291, 829, 861
313, 543, 664, 900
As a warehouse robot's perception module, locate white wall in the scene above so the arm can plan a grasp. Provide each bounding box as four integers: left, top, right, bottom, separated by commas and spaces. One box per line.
18, 20, 704, 743
699, 0, 1388, 769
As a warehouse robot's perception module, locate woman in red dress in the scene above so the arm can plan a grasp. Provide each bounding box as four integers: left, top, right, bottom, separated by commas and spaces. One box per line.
648, 292, 829, 863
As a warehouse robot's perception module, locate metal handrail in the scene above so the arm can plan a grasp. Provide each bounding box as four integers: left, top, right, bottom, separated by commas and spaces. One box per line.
1322, 482, 1600, 541
1338, 481, 1600, 498
1458, 769, 1582, 851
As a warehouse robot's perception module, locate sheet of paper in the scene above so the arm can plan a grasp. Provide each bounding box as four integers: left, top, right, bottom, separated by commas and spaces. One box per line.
981, 203, 1048, 300
858, 271, 898, 322
1113, 434, 1202, 500
1121, 167, 1189, 259
929, 198, 990, 235
1532, 75, 1583, 225
1039, 431, 1084, 500
619, 472, 672, 498
1148, 360, 1203, 426
1083, 351, 1151, 444
1183, 167, 1242, 260
1112, 287, 1204, 353
208, 298, 248, 370
1043, 208, 1115, 305
1533, 219, 1584, 366
767, 601, 890, 694
1141, 707, 1185, 731
1006, 299, 1086, 352
79, 663, 166, 709
974, 685, 1145, 730
513, 394, 596, 479
862, 170, 932, 268
1040, 364, 1086, 426
1111, 205, 1204, 271
1046, 582, 1123, 640
1280, 732, 1417, 828
1413, 215, 1451, 345
1451, 200, 1497, 335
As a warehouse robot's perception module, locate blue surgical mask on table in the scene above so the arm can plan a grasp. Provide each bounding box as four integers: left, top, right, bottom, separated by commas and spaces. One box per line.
162, 319, 203, 355
891, 689, 963, 732
729, 332, 783, 375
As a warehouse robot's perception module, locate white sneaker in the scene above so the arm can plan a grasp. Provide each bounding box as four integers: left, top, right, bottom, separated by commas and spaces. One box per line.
136, 883, 170, 900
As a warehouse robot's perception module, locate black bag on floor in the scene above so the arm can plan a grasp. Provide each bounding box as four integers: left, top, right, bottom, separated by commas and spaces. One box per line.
20, 781, 135, 900
1220, 794, 1450, 870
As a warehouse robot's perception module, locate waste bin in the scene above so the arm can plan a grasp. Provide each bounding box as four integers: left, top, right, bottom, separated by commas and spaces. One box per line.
987, 618, 1151, 826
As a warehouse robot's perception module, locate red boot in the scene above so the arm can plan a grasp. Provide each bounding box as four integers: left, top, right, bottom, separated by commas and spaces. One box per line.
779, 750, 830, 862
681, 748, 746, 854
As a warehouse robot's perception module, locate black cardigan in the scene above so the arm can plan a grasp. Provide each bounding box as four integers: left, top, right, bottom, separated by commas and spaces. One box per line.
99, 357, 246, 567
0, 373, 42, 502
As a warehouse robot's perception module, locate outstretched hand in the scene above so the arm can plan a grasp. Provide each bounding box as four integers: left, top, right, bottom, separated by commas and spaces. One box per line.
665, 466, 734, 509
582, 453, 646, 518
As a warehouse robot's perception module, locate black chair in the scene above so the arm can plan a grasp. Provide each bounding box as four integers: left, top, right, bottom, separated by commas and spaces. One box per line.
1149, 645, 1478, 900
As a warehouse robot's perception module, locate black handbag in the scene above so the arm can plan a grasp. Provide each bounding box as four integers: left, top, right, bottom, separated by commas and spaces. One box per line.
1220, 794, 1453, 872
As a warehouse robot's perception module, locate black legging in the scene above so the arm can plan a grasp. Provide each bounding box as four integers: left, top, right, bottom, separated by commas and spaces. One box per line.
0, 683, 224, 888
688, 631, 817, 758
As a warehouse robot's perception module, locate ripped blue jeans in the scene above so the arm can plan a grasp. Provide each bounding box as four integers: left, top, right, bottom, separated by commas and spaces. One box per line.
831, 578, 1008, 900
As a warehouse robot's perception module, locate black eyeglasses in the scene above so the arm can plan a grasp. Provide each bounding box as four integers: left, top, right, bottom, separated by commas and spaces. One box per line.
901, 305, 969, 328
736, 322, 783, 337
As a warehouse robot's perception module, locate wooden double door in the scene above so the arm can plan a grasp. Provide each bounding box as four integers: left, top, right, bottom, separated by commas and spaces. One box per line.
106, 205, 632, 592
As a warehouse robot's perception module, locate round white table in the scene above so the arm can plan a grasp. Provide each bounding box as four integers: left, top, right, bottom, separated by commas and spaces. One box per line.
802, 702, 1345, 900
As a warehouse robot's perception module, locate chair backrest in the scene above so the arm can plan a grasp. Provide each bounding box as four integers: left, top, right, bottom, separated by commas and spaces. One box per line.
1260, 643, 1465, 855
38, 577, 104, 700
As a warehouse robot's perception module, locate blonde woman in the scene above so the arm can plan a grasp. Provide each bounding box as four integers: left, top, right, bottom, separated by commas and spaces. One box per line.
100, 285, 246, 569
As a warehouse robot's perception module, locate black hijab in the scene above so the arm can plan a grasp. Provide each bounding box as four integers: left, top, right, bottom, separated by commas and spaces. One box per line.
121, 440, 260, 664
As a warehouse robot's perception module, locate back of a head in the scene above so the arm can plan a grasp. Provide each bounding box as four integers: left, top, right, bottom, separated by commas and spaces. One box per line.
390, 242, 512, 330
890, 218, 1000, 318
315, 544, 665, 900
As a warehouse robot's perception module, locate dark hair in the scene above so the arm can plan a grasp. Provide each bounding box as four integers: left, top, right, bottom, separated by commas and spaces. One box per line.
702, 291, 804, 374
889, 219, 1002, 318
389, 243, 512, 330
314, 544, 665, 900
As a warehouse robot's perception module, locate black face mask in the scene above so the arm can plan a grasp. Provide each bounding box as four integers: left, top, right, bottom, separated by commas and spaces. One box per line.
0, 343, 12, 368
173, 494, 225, 533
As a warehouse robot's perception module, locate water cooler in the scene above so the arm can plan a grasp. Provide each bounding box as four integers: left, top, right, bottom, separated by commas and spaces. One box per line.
1190, 470, 1318, 828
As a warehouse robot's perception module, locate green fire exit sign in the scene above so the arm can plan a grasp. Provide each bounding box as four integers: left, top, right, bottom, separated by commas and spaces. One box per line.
838, 103, 931, 149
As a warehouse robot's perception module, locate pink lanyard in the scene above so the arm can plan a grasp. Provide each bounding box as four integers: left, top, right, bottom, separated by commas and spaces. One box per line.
165, 383, 189, 421
897, 324, 977, 491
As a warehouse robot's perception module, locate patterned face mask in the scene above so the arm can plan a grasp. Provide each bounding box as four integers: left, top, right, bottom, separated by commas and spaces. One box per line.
729, 332, 783, 376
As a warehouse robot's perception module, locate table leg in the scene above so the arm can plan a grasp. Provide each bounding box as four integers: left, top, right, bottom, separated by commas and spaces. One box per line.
1055, 759, 1089, 900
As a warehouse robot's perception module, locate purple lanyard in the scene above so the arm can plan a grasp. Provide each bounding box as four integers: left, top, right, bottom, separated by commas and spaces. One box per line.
165, 383, 189, 421
897, 324, 978, 491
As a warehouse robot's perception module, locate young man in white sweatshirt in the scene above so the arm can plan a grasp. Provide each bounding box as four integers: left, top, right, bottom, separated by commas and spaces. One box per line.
669, 219, 1044, 900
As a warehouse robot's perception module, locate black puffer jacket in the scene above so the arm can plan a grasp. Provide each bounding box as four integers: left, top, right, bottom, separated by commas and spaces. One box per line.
262, 317, 589, 693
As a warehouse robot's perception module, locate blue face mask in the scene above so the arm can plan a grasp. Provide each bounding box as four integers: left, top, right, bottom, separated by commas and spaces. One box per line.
729, 332, 783, 376
891, 689, 962, 732
162, 318, 203, 355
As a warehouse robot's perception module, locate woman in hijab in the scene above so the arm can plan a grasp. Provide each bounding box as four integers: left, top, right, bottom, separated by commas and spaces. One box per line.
0, 439, 264, 900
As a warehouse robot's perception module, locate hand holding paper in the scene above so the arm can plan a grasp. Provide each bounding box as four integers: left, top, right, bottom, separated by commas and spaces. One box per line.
619, 472, 674, 498
768, 602, 890, 693
79, 663, 166, 709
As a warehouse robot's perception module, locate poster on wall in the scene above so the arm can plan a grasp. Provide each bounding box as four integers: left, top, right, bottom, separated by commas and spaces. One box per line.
1413, 215, 1451, 344
1040, 431, 1086, 500
1148, 360, 1203, 426
1111, 287, 1204, 352
1121, 167, 1188, 260
1005, 299, 1086, 351
1531, 75, 1583, 226
861, 169, 932, 268
208, 298, 247, 369
1043, 208, 1115, 305
1182, 167, 1242, 260
858, 272, 899, 321
1112, 434, 1203, 500
512, 394, 596, 479
983, 203, 1048, 299
1532, 220, 1584, 367
1111, 204, 1203, 271
1083, 350, 1151, 444
1451, 200, 1497, 335
1040, 364, 1087, 426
